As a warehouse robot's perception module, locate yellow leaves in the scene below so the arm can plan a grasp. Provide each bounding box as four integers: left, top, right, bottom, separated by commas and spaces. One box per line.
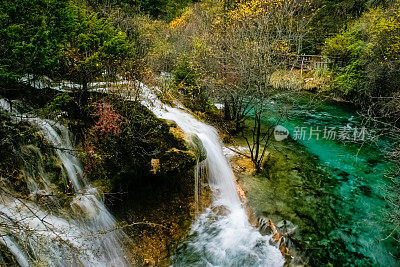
169, 15, 186, 30
193, 37, 211, 59
228, 0, 295, 22
169, 8, 193, 31
369, 7, 400, 59
273, 40, 290, 53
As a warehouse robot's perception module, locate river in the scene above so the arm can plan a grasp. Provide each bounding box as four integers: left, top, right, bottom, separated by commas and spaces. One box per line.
249, 93, 398, 265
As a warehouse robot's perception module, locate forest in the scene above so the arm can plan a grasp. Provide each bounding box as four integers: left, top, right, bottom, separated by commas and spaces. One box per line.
0, 0, 400, 266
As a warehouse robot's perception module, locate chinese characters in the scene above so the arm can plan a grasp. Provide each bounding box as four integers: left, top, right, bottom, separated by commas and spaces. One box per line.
292, 126, 367, 141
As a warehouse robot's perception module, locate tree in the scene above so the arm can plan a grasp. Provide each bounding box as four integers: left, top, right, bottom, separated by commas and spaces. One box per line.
197, 0, 312, 132
164, 0, 311, 170
0, 0, 69, 87
324, 2, 400, 113
242, 97, 283, 173
62, 4, 135, 89
0, 0, 135, 92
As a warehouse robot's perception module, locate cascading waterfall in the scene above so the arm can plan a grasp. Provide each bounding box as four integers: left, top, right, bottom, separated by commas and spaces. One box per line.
140, 84, 284, 266
0, 99, 129, 266
0, 236, 29, 267
194, 159, 207, 215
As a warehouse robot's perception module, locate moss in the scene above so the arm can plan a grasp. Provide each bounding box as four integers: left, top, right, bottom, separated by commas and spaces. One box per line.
159, 148, 197, 175
79, 95, 196, 189
186, 134, 207, 162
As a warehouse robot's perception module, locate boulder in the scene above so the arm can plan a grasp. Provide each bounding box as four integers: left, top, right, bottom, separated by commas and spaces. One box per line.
276, 220, 298, 236
187, 134, 207, 162
158, 148, 197, 174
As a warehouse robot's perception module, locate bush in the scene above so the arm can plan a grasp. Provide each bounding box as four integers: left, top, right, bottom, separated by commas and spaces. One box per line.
324, 5, 400, 105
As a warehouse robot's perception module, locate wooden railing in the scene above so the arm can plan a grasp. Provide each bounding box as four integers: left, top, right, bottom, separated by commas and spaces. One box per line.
288, 54, 344, 71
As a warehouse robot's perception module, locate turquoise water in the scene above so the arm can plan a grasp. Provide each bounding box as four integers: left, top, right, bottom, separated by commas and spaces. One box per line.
265, 94, 398, 265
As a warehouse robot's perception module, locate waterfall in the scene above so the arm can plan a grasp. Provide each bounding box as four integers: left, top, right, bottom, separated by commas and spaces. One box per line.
0, 99, 129, 266
194, 159, 207, 215
140, 85, 284, 266
0, 236, 29, 267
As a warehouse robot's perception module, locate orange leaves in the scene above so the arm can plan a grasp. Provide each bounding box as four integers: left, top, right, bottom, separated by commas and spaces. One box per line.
169, 8, 194, 31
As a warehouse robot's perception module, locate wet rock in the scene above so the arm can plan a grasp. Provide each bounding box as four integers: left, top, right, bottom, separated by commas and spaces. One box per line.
257, 217, 276, 236
236, 183, 247, 203
70, 194, 99, 219
211, 205, 229, 216
187, 134, 207, 162
258, 217, 299, 259
272, 232, 280, 242
29, 190, 53, 205
279, 241, 289, 256
169, 125, 187, 143
276, 220, 298, 236
163, 119, 178, 128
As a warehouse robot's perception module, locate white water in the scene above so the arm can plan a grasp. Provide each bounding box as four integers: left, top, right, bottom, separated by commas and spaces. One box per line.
140, 85, 284, 266
0, 236, 29, 267
194, 160, 207, 215
0, 82, 283, 265
0, 99, 129, 266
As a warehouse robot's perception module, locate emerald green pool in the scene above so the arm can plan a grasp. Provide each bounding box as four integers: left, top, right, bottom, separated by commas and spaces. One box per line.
260, 93, 398, 265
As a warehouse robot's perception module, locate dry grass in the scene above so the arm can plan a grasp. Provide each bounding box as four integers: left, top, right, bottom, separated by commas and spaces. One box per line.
270, 69, 332, 92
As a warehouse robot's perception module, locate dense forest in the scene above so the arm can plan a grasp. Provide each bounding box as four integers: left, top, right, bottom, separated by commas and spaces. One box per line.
1, 0, 400, 266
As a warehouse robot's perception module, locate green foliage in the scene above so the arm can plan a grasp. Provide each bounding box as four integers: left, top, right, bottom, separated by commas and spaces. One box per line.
0, 0, 68, 85
0, 0, 135, 88
172, 56, 196, 87
324, 4, 400, 103
43, 93, 73, 114
171, 56, 210, 112
61, 3, 135, 86
139, 0, 194, 21
308, 0, 374, 52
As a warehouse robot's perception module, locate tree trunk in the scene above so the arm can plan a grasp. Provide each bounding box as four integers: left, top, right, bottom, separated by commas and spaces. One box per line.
224, 100, 231, 121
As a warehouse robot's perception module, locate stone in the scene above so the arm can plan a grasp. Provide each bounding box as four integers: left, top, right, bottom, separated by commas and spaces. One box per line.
158, 149, 197, 174
187, 134, 207, 161
276, 220, 297, 236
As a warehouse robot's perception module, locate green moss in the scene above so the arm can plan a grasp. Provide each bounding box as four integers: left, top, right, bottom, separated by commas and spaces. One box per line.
233, 131, 372, 265
187, 134, 207, 162
81, 95, 197, 192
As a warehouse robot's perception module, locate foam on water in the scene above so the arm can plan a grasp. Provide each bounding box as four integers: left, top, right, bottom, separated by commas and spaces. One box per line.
0, 99, 129, 266
140, 84, 284, 266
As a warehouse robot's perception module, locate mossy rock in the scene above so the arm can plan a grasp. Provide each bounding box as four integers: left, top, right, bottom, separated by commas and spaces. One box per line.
159, 148, 197, 175
168, 125, 188, 150
187, 134, 207, 162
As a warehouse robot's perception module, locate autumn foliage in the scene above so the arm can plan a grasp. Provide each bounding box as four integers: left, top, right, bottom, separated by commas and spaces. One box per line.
92, 102, 122, 136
